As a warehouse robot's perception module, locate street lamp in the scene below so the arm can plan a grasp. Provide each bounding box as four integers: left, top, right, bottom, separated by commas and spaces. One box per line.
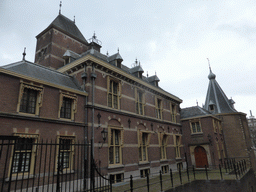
99, 128, 108, 149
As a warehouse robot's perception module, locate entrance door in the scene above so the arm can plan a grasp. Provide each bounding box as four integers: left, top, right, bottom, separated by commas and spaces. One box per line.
194, 146, 208, 168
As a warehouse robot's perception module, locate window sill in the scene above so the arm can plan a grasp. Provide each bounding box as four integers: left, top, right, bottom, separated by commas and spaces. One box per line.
160, 159, 168, 162
59, 118, 73, 122
108, 164, 124, 169
18, 112, 38, 117
54, 169, 75, 175
175, 157, 182, 161
191, 132, 203, 135
5, 174, 34, 181
139, 161, 150, 165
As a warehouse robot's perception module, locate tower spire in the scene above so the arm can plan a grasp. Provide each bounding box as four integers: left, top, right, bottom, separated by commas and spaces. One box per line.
59, 1, 62, 14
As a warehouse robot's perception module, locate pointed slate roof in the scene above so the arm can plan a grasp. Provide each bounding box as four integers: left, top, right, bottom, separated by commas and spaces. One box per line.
108, 53, 123, 62
181, 106, 211, 119
204, 68, 237, 114
37, 14, 87, 44
1, 60, 83, 92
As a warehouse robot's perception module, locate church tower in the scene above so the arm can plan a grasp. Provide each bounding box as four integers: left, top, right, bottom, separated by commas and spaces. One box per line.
34, 11, 90, 69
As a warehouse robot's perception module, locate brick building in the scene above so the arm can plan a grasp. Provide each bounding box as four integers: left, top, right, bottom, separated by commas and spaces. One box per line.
181, 106, 225, 168
0, 13, 184, 185
181, 67, 256, 170
247, 111, 256, 148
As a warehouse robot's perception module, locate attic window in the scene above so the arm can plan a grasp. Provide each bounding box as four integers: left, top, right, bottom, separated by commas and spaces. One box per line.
117, 61, 121, 68
139, 72, 142, 79
64, 57, 70, 65
209, 105, 214, 111
155, 81, 158, 87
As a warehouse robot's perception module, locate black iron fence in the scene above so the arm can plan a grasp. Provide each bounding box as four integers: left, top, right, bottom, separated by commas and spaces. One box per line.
0, 136, 89, 192
111, 159, 249, 192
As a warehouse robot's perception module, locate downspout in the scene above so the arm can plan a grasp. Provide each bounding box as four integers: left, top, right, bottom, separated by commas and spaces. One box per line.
90, 63, 97, 190
81, 65, 88, 190
91, 63, 97, 159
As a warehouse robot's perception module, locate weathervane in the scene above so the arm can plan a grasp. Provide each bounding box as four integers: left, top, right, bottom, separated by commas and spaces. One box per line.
207, 58, 212, 71
22, 47, 26, 61
59, 1, 62, 14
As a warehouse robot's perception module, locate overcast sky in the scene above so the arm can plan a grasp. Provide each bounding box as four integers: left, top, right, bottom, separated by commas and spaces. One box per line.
1, 0, 256, 117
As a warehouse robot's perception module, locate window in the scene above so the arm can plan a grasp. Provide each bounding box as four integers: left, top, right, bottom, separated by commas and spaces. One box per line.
109, 128, 123, 165
138, 131, 151, 162
159, 133, 169, 160
190, 121, 202, 134
107, 78, 121, 109
155, 97, 163, 119
161, 165, 169, 174
17, 82, 43, 115
209, 105, 214, 111
11, 134, 38, 175
57, 136, 75, 171
174, 135, 181, 158
170, 103, 176, 123
58, 92, 77, 120
135, 89, 145, 115
110, 173, 123, 183
60, 97, 72, 119
140, 168, 150, 178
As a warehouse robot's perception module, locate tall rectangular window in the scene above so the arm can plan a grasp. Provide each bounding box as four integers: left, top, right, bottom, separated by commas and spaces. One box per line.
108, 80, 120, 109
138, 131, 151, 162
170, 103, 176, 123
58, 92, 77, 120
155, 98, 162, 119
109, 129, 122, 165
57, 137, 75, 170
160, 134, 168, 160
174, 135, 181, 158
60, 97, 72, 119
136, 89, 144, 115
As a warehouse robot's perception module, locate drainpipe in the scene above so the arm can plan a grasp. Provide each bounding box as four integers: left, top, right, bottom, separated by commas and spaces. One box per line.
91, 64, 97, 158
90, 63, 97, 189
81, 64, 88, 190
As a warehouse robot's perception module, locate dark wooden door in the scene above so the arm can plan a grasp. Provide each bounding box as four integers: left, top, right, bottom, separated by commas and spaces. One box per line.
194, 146, 208, 168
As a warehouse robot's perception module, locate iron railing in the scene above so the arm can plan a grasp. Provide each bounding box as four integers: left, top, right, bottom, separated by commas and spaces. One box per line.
0, 137, 88, 192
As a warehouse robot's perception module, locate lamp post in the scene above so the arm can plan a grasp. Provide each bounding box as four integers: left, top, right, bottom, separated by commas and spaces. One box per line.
99, 128, 108, 149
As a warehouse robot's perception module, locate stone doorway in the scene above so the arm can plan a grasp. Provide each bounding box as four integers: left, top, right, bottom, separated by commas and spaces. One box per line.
194, 146, 208, 168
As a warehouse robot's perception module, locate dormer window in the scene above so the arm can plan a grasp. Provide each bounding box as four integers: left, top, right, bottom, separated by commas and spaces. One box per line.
209, 104, 214, 111
117, 60, 122, 68
64, 57, 70, 65
139, 72, 142, 79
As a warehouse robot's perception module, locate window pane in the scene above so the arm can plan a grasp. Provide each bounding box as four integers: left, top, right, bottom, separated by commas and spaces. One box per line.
20, 88, 37, 114
109, 147, 113, 164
